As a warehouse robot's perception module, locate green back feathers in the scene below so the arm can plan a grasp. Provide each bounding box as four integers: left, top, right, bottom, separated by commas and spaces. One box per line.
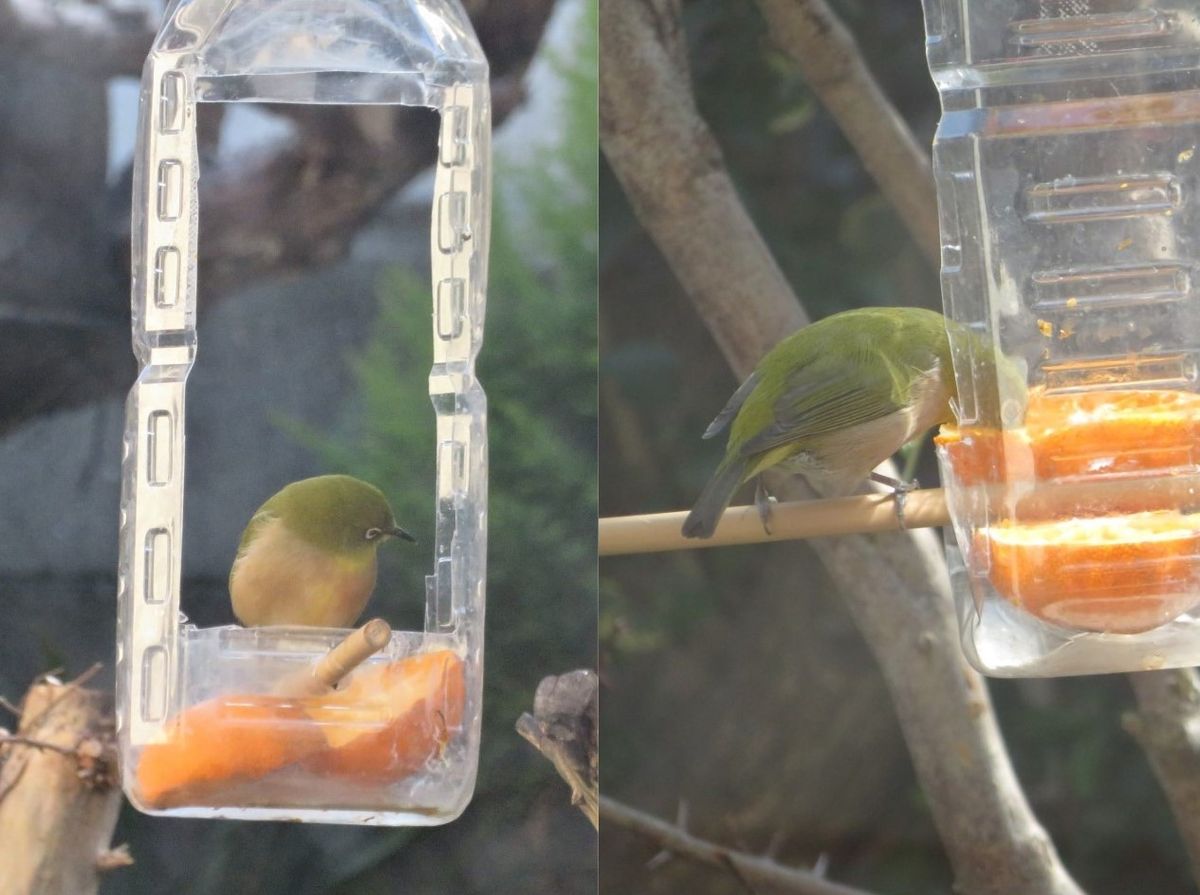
723, 307, 957, 458
237, 475, 397, 556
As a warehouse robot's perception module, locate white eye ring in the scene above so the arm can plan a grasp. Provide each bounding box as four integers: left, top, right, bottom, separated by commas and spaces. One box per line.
365, 528, 382, 541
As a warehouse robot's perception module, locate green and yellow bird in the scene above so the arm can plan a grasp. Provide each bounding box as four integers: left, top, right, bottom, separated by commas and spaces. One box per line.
682, 307, 1021, 539
229, 474, 416, 628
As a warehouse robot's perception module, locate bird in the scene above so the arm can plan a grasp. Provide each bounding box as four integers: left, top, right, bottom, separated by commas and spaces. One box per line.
229, 474, 416, 628
681, 306, 1022, 539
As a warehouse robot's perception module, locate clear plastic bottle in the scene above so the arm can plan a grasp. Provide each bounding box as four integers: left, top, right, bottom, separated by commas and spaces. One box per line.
116, 0, 490, 822
923, 0, 1200, 675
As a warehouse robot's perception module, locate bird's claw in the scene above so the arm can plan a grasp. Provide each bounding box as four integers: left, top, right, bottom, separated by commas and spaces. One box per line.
869, 471, 920, 529
755, 478, 776, 536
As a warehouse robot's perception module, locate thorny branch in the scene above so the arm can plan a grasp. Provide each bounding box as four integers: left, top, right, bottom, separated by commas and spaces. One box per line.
600, 795, 878, 895
599, 2, 1085, 893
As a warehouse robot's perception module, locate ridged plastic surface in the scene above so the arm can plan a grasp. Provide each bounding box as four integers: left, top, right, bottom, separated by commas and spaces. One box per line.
924, 0, 1200, 675
116, 0, 490, 822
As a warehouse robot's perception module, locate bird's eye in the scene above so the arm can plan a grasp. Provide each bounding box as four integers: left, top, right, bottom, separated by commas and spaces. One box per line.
364, 528, 382, 541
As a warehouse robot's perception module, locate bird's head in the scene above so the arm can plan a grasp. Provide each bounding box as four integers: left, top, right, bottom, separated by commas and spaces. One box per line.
273, 475, 416, 555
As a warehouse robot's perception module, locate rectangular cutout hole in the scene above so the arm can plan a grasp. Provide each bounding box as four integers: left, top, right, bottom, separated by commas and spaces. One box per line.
159, 72, 185, 134
146, 410, 173, 486
154, 246, 181, 309
140, 646, 168, 723
144, 528, 171, 605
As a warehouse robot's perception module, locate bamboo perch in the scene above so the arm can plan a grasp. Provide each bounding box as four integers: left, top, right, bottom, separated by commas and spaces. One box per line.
600, 475, 1200, 556
274, 618, 392, 696
601, 489, 950, 556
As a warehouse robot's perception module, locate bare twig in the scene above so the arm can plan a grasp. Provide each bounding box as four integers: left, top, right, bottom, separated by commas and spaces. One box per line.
1124, 670, 1200, 885
517, 670, 598, 828
600, 4, 1085, 894
0, 734, 80, 758
754, 0, 940, 268
600, 795, 876, 895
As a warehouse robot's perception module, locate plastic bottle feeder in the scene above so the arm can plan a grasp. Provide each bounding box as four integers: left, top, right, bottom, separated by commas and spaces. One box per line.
116, 0, 490, 823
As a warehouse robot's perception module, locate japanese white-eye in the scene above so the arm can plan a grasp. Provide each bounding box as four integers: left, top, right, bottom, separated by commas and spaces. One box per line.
229, 474, 415, 627
682, 307, 1021, 538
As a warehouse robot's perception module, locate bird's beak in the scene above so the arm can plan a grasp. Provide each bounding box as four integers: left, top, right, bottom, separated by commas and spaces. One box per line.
389, 526, 417, 543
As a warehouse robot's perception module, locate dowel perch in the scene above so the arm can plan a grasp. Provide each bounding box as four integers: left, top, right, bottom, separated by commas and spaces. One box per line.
600, 489, 950, 556
275, 618, 393, 696
600, 475, 1200, 556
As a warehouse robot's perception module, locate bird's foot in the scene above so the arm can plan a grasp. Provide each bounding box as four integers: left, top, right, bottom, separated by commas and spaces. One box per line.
755, 478, 776, 536
869, 471, 920, 529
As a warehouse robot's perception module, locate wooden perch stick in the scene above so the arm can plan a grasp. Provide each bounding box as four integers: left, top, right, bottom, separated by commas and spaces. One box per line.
517, 670, 599, 828
601, 473, 1200, 556
600, 795, 877, 895
0, 668, 129, 895
601, 488, 949, 556
275, 618, 392, 696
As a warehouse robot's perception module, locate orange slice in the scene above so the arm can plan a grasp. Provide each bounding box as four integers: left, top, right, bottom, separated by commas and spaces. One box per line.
938, 388, 1200, 516
135, 695, 323, 808
935, 425, 1032, 486
134, 649, 466, 808
1025, 389, 1200, 480
304, 649, 465, 780
977, 511, 1200, 633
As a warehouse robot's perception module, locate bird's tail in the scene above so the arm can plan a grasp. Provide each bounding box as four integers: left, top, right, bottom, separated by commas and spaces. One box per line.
682, 457, 748, 539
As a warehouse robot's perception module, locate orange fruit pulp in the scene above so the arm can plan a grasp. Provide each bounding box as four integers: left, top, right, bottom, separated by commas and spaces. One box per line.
937, 387, 1200, 487
977, 511, 1200, 634
135, 649, 466, 808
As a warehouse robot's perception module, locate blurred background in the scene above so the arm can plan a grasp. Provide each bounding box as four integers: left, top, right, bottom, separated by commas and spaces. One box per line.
599, 1, 1196, 893
0, 0, 596, 891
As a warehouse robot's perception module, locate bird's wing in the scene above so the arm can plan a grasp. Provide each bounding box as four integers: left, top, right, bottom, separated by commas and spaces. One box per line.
232, 508, 279, 566
736, 351, 935, 457
703, 371, 761, 439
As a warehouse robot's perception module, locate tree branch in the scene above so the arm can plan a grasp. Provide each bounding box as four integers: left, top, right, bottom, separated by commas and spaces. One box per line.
1124, 669, 1200, 886
516, 670, 598, 829
0, 670, 126, 895
600, 795, 878, 895
0, 0, 158, 77
599, 3, 1085, 894
753, 0, 940, 268
599, 0, 805, 374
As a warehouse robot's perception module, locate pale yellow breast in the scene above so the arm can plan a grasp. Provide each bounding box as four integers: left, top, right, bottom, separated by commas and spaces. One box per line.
230, 516, 377, 628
